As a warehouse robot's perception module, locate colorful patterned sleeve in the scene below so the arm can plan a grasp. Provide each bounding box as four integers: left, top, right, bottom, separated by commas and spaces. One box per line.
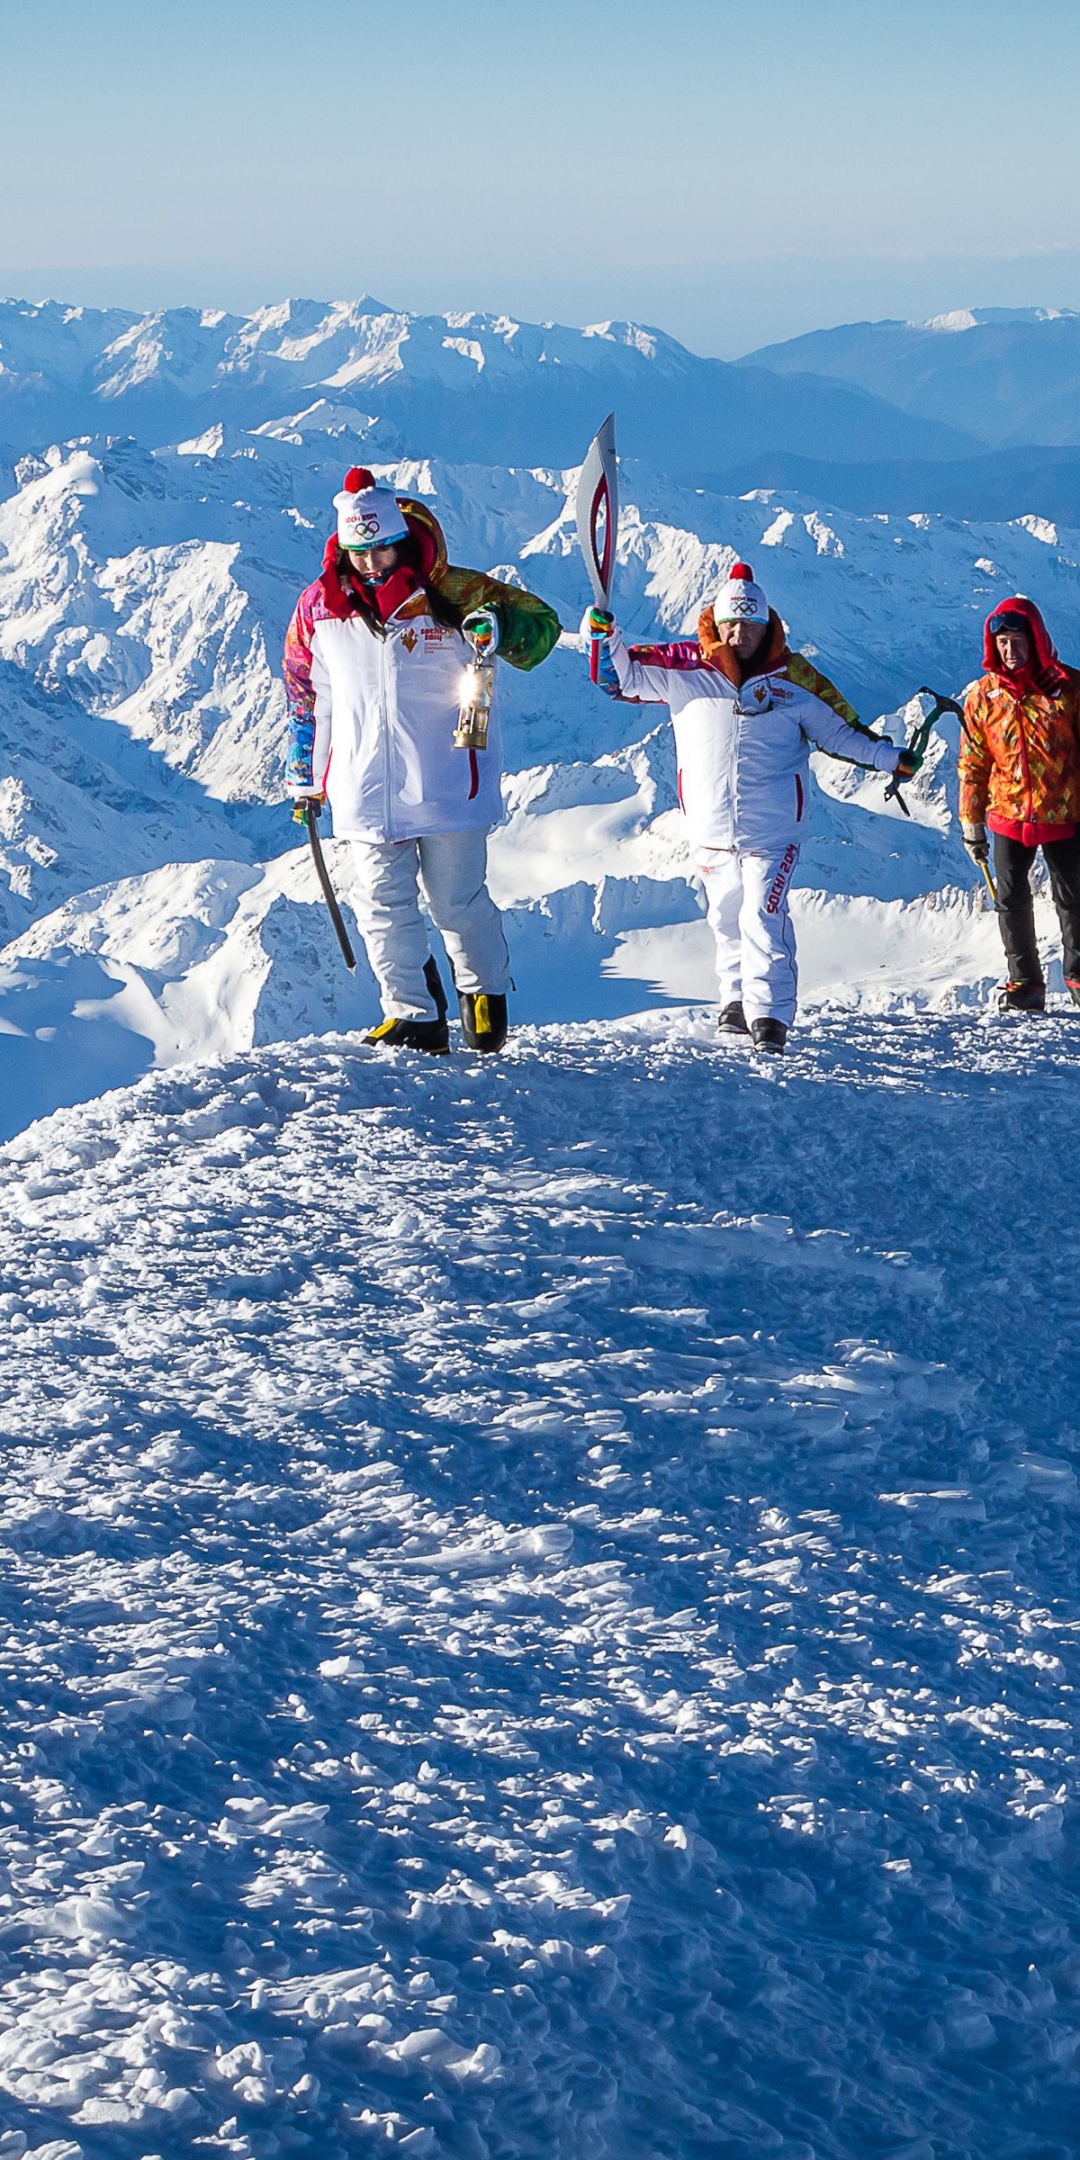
786, 652, 864, 731
595, 622, 703, 705
628, 642, 703, 671
958, 688, 993, 827
283, 589, 319, 794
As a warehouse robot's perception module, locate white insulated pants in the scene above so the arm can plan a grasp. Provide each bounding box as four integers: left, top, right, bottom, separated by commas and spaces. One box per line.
698, 843, 800, 1026
350, 830, 512, 1020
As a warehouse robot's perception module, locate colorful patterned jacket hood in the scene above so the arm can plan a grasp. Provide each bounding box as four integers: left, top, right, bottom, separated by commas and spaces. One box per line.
960, 599, 1080, 844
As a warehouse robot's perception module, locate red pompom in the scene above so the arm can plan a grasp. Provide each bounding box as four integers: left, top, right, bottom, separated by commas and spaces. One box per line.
342, 466, 376, 492
729, 561, 754, 580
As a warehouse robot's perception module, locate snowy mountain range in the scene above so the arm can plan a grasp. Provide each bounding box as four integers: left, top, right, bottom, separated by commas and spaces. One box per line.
0, 296, 976, 465
3, 292, 1080, 1135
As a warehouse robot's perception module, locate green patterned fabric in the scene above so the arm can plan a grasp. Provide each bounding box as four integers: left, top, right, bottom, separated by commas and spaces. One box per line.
440, 567, 561, 673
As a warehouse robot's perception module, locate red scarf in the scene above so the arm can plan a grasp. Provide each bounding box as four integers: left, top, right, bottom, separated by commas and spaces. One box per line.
351, 562, 421, 620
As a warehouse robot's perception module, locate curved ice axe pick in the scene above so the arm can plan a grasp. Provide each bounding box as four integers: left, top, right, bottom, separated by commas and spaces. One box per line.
304, 802, 357, 972
925, 685, 1000, 903
883, 684, 965, 817
575, 412, 618, 683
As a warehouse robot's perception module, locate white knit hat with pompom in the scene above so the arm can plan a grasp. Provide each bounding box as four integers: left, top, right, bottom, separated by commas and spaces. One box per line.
713, 559, 769, 625
334, 465, 409, 551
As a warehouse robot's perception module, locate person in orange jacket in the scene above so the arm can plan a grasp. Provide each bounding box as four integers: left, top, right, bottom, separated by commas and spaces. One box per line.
960, 596, 1080, 1012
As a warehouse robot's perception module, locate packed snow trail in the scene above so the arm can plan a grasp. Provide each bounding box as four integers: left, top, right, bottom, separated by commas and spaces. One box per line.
0, 1014, 1079, 2160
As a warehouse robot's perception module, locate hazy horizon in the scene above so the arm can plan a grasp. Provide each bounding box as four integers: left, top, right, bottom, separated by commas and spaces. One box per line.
6, 0, 1080, 358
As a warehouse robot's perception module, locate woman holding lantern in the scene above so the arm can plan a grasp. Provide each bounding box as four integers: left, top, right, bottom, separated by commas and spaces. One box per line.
284, 467, 560, 1053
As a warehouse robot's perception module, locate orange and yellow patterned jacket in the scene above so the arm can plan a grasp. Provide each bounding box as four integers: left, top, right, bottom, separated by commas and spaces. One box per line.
960, 668, 1080, 842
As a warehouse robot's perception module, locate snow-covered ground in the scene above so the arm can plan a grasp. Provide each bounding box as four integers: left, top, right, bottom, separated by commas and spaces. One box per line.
3, 292, 1080, 2158
1, 1012, 1079, 2159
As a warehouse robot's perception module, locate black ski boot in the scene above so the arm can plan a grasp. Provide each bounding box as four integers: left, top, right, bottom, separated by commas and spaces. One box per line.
751, 1018, 788, 1056
998, 980, 1046, 1014
717, 1000, 749, 1036
364, 1014, 450, 1054
365, 956, 450, 1054
459, 990, 508, 1054
1067, 979, 1080, 1009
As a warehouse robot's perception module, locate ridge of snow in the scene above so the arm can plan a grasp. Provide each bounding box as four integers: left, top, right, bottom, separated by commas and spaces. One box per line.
922, 305, 1080, 332
0, 1017, 1077, 2152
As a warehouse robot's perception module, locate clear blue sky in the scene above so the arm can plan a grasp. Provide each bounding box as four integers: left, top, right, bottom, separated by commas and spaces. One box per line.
4, 0, 1080, 354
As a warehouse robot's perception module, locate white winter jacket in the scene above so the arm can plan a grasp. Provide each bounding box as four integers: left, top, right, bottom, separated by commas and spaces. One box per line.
594, 616, 901, 854
287, 594, 502, 842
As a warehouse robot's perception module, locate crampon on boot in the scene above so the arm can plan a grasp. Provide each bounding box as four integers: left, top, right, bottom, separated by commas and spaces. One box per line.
365, 956, 450, 1054
717, 1000, 749, 1036
459, 990, 508, 1054
751, 1018, 788, 1056
998, 980, 1046, 1014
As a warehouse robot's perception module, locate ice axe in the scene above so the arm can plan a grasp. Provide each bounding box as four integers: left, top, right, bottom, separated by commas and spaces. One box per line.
575, 412, 618, 683
884, 684, 965, 815
887, 686, 997, 903
300, 801, 357, 972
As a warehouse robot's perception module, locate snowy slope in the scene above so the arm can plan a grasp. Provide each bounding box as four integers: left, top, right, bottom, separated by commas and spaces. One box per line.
693, 444, 1080, 532
8, 428, 1080, 797
0, 1016, 1079, 2159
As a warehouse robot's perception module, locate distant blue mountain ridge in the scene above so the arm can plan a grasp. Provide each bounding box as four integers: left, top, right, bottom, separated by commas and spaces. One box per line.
8, 296, 1080, 521
693, 445, 1080, 528
0, 294, 977, 468
741, 307, 1080, 450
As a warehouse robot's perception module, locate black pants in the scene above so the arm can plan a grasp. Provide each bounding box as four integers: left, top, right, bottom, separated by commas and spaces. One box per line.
993, 831, 1080, 986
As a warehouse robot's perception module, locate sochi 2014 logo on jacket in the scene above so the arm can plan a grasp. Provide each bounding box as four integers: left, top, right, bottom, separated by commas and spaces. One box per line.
736, 680, 775, 715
